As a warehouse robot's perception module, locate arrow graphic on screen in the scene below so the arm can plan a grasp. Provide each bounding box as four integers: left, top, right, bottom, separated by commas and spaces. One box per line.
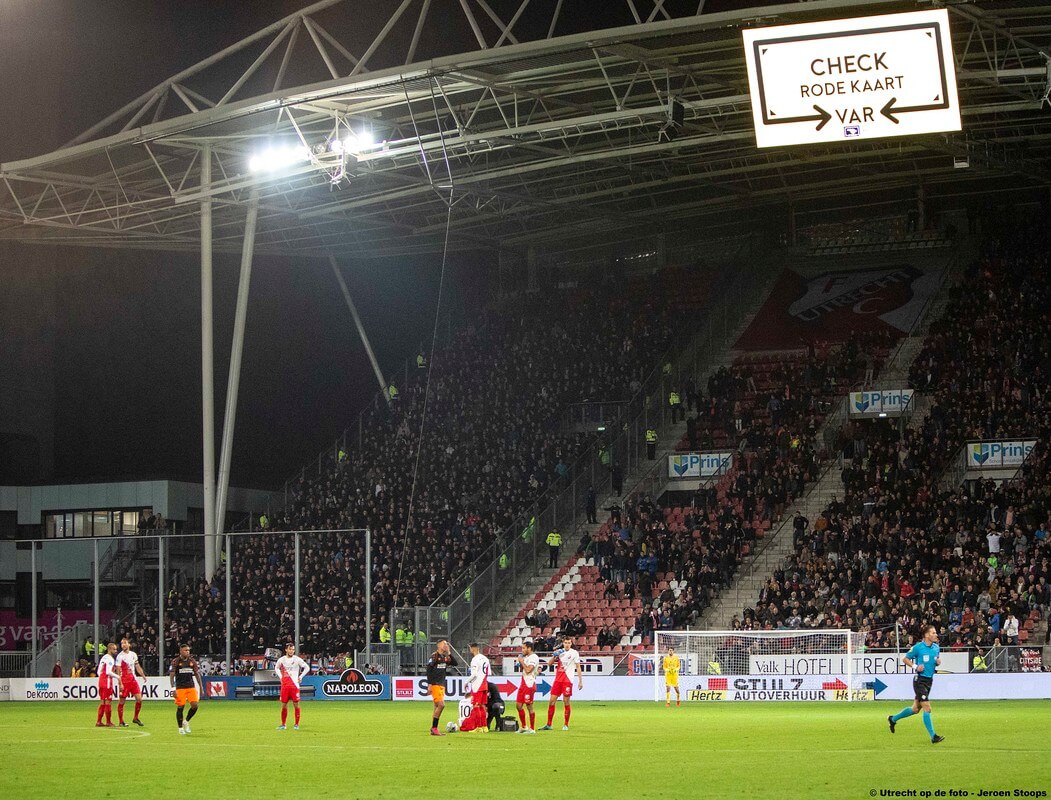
767, 104, 832, 131
880, 96, 949, 124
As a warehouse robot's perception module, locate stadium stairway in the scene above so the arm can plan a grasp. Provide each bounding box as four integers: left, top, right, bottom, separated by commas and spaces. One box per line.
696, 243, 969, 629
696, 458, 844, 629
484, 556, 648, 655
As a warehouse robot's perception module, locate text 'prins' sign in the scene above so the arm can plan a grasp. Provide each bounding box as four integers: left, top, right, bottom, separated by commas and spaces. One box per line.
743, 9, 961, 147
848, 388, 914, 417
965, 440, 1037, 470
668, 452, 733, 479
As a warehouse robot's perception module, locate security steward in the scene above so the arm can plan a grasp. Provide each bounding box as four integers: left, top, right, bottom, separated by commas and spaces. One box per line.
646, 428, 658, 460
972, 648, 988, 672
669, 389, 683, 423
545, 529, 563, 568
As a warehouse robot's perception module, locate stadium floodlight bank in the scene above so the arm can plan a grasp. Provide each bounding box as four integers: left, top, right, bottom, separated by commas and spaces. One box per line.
654, 630, 869, 702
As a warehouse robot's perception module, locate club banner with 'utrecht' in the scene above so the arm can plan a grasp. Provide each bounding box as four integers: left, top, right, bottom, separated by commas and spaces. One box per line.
735, 266, 942, 350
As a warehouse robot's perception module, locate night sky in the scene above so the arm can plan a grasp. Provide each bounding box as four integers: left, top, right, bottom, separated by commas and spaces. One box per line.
0, 0, 490, 489
0, 0, 778, 490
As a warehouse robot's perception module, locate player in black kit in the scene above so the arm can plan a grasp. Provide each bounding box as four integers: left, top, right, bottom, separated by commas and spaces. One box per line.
168, 644, 204, 734
426, 639, 455, 736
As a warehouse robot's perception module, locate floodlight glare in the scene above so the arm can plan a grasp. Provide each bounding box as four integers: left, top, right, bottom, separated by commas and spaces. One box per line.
343, 130, 376, 153
248, 145, 311, 172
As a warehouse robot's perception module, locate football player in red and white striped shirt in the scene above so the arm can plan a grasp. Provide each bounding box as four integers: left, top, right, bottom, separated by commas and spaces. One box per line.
458, 643, 491, 733
274, 643, 310, 730
115, 638, 147, 727
541, 637, 583, 731
95, 642, 119, 727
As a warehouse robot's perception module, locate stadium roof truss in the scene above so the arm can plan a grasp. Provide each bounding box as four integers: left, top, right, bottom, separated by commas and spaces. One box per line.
1, 0, 1049, 260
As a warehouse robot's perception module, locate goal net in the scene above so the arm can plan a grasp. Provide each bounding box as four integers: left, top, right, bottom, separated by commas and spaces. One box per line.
653, 629, 870, 702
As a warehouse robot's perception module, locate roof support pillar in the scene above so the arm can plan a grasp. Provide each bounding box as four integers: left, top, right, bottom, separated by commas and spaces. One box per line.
215, 188, 262, 544
329, 256, 389, 403
201, 145, 217, 580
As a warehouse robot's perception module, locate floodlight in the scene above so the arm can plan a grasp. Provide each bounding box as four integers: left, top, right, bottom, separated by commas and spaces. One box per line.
248, 145, 311, 172
343, 130, 377, 153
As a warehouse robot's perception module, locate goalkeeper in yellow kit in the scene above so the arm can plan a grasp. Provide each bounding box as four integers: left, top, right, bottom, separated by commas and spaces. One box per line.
663, 647, 681, 707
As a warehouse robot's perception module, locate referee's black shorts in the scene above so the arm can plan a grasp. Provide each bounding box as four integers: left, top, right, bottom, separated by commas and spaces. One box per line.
913, 675, 933, 702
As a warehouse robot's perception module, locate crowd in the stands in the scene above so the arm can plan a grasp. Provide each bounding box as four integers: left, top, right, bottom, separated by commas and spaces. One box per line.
147, 283, 677, 657
739, 222, 1051, 651
576, 330, 892, 638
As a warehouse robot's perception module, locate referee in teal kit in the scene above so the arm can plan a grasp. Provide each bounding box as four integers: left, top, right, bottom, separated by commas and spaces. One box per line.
887, 624, 945, 744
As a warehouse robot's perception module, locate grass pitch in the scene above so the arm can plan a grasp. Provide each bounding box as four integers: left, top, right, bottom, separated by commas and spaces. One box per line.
0, 701, 1048, 799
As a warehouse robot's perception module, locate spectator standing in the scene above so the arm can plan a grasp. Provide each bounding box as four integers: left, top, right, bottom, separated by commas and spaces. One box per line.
585, 485, 597, 524
1003, 613, 1019, 645
987, 530, 1001, 555
546, 530, 563, 568
611, 463, 624, 497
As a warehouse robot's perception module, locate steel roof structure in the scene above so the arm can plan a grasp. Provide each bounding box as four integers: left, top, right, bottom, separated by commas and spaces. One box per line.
1, 0, 1048, 260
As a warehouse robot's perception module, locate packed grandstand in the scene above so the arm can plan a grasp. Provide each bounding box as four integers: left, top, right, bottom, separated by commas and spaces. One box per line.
102, 214, 1049, 676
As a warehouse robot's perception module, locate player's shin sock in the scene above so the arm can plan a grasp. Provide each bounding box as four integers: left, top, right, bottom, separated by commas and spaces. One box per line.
564, 703, 571, 726
105, 705, 112, 724
294, 707, 301, 725
518, 708, 526, 727
922, 711, 936, 738
665, 689, 669, 703
281, 707, 288, 725
186, 706, 197, 721
547, 704, 556, 726
176, 707, 184, 729
432, 716, 440, 731
529, 710, 535, 729
890, 707, 916, 723
134, 701, 142, 720
117, 702, 125, 724
96, 703, 105, 724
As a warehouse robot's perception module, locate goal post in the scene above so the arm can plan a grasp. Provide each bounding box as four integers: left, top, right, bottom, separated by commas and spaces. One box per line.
653, 629, 870, 702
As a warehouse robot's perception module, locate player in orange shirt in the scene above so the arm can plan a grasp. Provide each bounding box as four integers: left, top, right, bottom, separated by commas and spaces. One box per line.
168, 644, 204, 734
425, 640, 455, 736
